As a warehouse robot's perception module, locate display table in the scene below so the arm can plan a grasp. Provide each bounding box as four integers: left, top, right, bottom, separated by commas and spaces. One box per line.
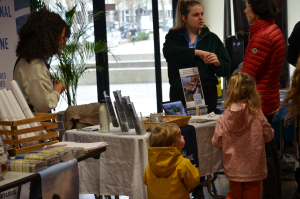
0, 148, 107, 198
63, 120, 222, 199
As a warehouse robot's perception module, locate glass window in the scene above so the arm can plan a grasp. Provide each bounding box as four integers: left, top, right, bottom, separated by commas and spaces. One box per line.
44, 0, 167, 116
158, 0, 172, 103
106, 0, 158, 116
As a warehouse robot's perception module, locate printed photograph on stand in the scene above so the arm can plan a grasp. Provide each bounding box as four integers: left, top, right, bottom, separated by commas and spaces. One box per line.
179, 67, 205, 108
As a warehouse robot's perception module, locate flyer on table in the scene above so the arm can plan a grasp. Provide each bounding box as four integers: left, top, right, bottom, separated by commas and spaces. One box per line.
179, 67, 205, 108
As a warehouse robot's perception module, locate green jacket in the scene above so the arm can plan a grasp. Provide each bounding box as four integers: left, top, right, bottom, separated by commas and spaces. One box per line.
163, 27, 231, 88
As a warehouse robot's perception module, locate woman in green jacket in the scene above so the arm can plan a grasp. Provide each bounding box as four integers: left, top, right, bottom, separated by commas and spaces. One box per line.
163, 0, 231, 114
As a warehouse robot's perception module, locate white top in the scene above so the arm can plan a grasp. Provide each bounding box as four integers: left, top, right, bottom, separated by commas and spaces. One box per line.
13, 58, 60, 112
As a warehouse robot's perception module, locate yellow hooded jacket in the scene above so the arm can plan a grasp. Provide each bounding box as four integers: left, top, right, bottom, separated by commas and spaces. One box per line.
143, 147, 200, 199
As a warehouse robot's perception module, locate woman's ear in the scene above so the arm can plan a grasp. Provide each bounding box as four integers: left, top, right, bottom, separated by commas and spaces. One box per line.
181, 15, 186, 24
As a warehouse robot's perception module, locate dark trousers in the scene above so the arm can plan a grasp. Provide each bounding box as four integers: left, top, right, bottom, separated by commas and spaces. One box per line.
263, 115, 282, 199
170, 85, 217, 114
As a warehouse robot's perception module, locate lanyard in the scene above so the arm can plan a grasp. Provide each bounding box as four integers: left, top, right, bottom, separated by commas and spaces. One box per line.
185, 30, 201, 48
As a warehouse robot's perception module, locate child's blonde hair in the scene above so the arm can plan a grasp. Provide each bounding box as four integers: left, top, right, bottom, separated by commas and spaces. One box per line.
173, 0, 203, 30
282, 55, 300, 126
223, 72, 261, 114
149, 123, 181, 147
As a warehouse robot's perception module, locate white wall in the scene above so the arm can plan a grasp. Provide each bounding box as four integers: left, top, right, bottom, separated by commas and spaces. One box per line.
287, 0, 300, 78
201, 0, 224, 42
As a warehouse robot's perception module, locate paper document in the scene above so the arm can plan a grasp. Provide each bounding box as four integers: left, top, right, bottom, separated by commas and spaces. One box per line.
179, 67, 205, 108
51, 142, 108, 151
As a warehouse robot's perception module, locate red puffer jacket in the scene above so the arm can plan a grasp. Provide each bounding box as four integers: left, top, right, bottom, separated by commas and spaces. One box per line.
241, 18, 286, 117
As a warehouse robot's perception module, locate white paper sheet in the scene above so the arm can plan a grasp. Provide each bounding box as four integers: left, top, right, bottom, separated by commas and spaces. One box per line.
0, 89, 29, 147
190, 114, 221, 121
0, 104, 8, 145
179, 67, 206, 108
51, 141, 108, 151
6, 90, 40, 145
11, 80, 49, 143
0, 100, 10, 131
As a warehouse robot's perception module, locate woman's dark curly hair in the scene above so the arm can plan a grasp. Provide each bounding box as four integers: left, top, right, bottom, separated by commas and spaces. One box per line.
16, 9, 71, 63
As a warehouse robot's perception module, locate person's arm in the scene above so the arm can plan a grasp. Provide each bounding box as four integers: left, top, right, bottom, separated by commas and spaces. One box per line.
287, 21, 300, 66
26, 65, 60, 112
211, 116, 224, 148
163, 30, 195, 64
241, 35, 272, 78
177, 159, 200, 189
205, 34, 231, 77
259, 110, 274, 143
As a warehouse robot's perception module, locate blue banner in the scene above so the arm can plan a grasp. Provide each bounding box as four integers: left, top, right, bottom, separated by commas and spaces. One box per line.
0, 0, 30, 89
39, 159, 79, 199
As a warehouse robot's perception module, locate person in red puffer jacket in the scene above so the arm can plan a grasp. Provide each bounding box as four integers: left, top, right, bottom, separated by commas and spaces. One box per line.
240, 0, 285, 199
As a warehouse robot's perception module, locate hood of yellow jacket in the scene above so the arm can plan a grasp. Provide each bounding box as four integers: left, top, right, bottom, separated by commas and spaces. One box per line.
148, 147, 183, 177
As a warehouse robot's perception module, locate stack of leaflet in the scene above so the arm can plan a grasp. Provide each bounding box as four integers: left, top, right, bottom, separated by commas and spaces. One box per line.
24, 154, 60, 167
38, 147, 74, 162
51, 141, 108, 153
10, 159, 47, 172
67, 147, 85, 158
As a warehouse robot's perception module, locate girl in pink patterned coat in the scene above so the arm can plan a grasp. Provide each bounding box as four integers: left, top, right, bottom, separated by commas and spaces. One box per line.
211, 72, 274, 199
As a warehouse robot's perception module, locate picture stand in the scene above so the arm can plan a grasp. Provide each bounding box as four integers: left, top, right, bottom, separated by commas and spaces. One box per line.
195, 106, 200, 116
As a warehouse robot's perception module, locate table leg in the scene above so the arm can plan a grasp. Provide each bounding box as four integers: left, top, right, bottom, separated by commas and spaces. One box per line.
17, 185, 22, 199
206, 174, 226, 199
95, 194, 100, 199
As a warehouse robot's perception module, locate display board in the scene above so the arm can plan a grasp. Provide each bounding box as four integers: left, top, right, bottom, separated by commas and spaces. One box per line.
0, 0, 30, 90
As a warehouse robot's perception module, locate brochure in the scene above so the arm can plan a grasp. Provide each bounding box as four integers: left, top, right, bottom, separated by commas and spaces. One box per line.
103, 91, 119, 127
179, 67, 205, 108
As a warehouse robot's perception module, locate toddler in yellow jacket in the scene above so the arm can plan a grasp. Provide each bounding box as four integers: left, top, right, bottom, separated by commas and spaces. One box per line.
143, 123, 200, 199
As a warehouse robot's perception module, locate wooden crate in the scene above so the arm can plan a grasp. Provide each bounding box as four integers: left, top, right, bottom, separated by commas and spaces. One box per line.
144, 115, 191, 130
0, 113, 59, 156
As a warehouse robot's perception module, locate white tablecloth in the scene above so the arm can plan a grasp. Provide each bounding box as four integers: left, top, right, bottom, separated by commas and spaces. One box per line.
63, 121, 222, 199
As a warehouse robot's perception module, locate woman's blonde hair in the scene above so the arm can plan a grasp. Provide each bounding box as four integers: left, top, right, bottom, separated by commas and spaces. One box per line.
223, 72, 261, 114
173, 0, 203, 30
149, 123, 181, 147
282, 55, 300, 127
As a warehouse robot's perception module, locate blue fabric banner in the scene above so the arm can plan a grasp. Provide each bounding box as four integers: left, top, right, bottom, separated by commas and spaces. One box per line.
39, 159, 79, 199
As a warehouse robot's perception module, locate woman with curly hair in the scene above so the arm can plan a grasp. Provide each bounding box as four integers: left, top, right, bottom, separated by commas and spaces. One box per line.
13, 9, 70, 199
13, 8, 70, 113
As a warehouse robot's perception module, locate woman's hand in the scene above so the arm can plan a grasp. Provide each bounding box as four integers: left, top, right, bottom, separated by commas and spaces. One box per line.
195, 50, 220, 67
53, 78, 66, 94
195, 50, 210, 60
204, 53, 220, 67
